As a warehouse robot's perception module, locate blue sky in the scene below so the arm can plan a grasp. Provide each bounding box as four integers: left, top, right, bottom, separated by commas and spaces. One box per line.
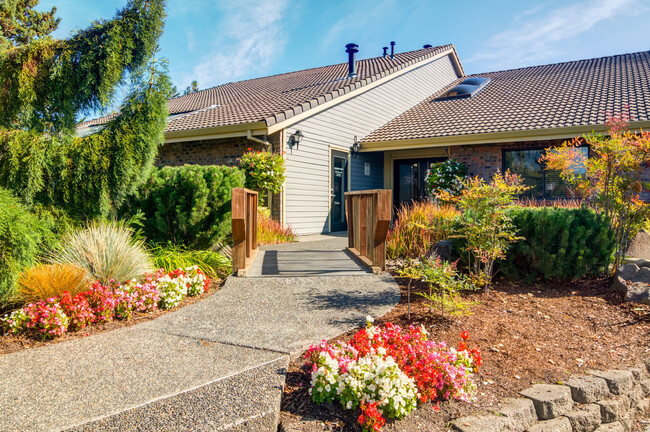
40, 0, 650, 93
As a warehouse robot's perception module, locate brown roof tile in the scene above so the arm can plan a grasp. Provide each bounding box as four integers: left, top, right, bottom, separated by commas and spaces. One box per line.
362, 51, 650, 143
79, 45, 458, 133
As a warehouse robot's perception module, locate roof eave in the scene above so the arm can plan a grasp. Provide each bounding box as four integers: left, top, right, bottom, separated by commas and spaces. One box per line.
359, 121, 650, 151
164, 121, 268, 143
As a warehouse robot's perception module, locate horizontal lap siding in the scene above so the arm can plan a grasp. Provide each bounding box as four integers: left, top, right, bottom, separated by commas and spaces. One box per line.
285, 54, 459, 234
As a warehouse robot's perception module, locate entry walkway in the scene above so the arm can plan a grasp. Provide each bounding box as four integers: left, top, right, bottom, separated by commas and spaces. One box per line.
0, 235, 399, 432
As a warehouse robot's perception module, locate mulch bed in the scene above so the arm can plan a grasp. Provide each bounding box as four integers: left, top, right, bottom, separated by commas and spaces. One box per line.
280, 273, 650, 431
0, 280, 224, 356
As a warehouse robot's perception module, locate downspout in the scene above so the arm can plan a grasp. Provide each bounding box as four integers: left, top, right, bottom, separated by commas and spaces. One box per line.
247, 130, 270, 149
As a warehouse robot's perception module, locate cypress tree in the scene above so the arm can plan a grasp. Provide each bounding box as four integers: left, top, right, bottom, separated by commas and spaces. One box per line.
0, 0, 170, 219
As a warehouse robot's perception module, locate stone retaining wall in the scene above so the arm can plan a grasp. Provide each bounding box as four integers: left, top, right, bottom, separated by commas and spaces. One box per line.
452, 360, 650, 432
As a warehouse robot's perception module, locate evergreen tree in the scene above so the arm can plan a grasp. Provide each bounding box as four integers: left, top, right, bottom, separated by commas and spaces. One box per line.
183, 79, 199, 95
0, 0, 60, 50
0, 0, 171, 219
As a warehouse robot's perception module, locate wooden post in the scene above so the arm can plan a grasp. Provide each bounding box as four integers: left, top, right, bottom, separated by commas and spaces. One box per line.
231, 187, 258, 276
344, 189, 392, 272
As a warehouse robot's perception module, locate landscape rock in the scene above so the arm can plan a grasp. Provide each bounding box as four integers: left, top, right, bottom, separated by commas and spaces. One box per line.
496, 398, 537, 431
594, 421, 626, 432
627, 384, 645, 406
598, 396, 629, 423
641, 379, 650, 396
566, 376, 611, 404
589, 370, 634, 395
450, 413, 512, 432
628, 366, 647, 381
520, 384, 573, 420
527, 417, 572, 432
637, 398, 650, 415
611, 264, 650, 304
626, 230, 650, 259
563, 404, 602, 432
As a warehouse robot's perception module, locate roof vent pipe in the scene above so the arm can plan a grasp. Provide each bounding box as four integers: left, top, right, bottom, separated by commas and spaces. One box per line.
390, 41, 395, 59
345, 43, 359, 77
382, 47, 388, 58
423, 44, 432, 49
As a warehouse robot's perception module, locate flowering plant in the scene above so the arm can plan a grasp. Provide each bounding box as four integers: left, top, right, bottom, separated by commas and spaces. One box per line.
306, 320, 480, 431
426, 159, 468, 200
59, 291, 94, 330
22, 298, 69, 339
239, 149, 285, 194
156, 265, 209, 309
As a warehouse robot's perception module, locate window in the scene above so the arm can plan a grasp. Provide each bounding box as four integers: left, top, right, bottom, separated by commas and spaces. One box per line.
503, 147, 588, 198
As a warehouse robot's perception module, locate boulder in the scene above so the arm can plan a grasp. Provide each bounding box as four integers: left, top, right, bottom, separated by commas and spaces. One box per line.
594, 422, 625, 432
496, 398, 537, 431
563, 404, 602, 432
611, 264, 650, 305
589, 370, 634, 395
598, 396, 629, 423
565, 376, 611, 404
626, 230, 650, 259
450, 413, 512, 432
527, 417, 572, 432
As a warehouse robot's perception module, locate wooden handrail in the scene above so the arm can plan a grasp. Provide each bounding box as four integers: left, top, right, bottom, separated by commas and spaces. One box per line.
345, 189, 392, 272
232, 187, 258, 276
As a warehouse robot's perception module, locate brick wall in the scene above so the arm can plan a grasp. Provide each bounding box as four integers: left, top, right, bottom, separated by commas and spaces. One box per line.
448, 139, 566, 179
156, 131, 285, 223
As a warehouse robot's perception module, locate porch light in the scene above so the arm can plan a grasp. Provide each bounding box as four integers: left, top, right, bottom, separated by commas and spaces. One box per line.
350, 135, 361, 156
288, 130, 304, 151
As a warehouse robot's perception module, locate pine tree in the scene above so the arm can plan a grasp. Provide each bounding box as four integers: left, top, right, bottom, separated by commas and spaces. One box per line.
0, 0, 171, 219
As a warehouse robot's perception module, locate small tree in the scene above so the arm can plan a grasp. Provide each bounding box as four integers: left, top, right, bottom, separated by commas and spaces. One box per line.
239, 149, 285, 206
440, 171, 529, 289
541, 113, 650, 268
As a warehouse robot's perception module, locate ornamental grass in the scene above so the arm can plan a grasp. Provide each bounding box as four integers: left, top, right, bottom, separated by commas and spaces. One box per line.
49, 221, 153, 284
17, 263, 90, 303
149, 243, 231, 279
257, 212, 296, 245
386, 201, 459, 259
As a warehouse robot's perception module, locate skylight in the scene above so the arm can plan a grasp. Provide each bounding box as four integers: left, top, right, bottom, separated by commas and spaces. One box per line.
435, 77, 490, 101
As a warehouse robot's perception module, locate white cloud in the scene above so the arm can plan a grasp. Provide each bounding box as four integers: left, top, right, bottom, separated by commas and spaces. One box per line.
188, 0, 290, 88
467, 0, 644, 71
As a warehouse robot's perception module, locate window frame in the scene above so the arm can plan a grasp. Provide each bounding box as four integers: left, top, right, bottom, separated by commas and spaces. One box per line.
501, 145, 590, 199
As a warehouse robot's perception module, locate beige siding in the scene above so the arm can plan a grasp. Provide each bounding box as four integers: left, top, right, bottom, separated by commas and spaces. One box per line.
284, 54, 460, 234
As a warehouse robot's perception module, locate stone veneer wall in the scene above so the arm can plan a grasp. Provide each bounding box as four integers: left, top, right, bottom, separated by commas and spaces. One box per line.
452, 360, 650, 432
448, 140, 566, 180
156, 131, 284, 223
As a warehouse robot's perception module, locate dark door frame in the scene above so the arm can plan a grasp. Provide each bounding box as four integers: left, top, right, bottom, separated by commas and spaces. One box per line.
330, 149, 349, 232
393, 157, 447, 207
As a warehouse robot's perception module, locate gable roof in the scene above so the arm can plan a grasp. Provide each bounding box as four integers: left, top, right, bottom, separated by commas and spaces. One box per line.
79, 45, 462, 136
362, 51, 650, 146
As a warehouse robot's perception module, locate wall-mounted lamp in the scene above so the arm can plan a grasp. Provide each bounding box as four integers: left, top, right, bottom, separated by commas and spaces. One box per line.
288, 130, 304, 152
350, 135, 361, 157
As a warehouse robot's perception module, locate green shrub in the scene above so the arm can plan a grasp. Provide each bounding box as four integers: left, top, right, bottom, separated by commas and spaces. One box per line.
0, 187, 51, 307
149, 243, 231, 279
49, 221, 153, 284
500, 207, 615, 281
122, 165, 245, 249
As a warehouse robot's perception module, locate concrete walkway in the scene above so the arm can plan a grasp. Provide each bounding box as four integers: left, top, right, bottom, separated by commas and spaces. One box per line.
0, 235, 399, 432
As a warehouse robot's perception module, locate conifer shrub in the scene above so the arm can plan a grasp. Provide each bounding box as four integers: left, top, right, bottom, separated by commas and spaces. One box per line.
0, 187, 51, 307
122, 165, 245, 249
501, 207, 614, 281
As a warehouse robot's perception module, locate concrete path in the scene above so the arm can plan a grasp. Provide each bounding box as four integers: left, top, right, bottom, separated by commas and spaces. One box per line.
0, 235, 400, 432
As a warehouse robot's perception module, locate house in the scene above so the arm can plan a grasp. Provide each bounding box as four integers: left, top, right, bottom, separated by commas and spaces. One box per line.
78, 44, 650, 235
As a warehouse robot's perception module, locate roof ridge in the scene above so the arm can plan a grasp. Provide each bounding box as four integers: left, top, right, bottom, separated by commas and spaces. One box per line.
472, 49, 650, 76
175, 44, 454, 98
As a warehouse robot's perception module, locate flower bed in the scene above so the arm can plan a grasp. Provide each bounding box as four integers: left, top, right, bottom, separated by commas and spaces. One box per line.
1, 266, 210, 340
305, 318, 481, 431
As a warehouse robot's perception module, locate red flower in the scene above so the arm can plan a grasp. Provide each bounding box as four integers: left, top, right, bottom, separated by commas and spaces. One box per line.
460, 331, 470, 341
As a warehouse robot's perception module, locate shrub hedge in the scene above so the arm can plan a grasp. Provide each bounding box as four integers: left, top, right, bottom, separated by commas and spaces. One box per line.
0, 187, 51, 307
500, 207, 614, 281
122, 165, 245, 249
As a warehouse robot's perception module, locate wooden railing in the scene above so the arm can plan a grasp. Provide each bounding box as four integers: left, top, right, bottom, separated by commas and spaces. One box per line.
231, 188, 258, 276
345, 189, 392, 272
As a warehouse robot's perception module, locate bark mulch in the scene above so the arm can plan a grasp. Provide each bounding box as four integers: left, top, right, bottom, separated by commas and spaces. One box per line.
280, 274, 650, 432
0, 280, 224, 356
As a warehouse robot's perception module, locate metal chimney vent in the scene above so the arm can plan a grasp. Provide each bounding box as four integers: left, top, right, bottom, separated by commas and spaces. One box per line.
382, 47, 388, 58
345, 43, 359, 77
390, 41, 395, 59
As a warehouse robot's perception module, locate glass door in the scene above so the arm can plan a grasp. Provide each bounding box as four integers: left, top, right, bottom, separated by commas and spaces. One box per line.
330, 150, 348, 232
393, 158, 447, 208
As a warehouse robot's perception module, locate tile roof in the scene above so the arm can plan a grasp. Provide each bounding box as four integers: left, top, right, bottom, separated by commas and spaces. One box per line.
362, 51, 650, 143
78, 45, 458, 133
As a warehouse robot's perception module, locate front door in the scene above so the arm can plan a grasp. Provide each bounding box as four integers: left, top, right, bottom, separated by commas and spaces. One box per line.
393, 158, 447, 208
330, 150, 348, 232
